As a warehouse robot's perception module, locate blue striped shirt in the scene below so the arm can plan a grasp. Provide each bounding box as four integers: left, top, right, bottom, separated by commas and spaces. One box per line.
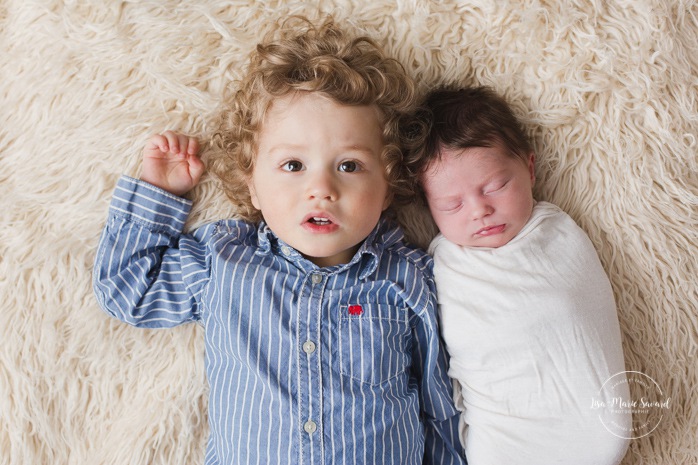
93, 176, 465, 465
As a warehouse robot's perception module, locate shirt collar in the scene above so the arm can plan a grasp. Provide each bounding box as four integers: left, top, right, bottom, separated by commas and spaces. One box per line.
254, 218, 403, 279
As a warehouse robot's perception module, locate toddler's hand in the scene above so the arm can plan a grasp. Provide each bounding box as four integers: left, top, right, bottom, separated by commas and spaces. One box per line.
140, 131, 205, 196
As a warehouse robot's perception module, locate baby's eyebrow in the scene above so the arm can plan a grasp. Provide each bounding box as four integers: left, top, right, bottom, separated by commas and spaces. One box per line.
480, 167, 509, 178
431, 195, 461, 204
475, 170, 510, 186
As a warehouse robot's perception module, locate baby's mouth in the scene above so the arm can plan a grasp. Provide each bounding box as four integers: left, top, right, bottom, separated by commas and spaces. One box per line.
475, 224, 506, 236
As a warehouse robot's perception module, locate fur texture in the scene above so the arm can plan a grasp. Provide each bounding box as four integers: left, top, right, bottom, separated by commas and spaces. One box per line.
0, 1, 696, 464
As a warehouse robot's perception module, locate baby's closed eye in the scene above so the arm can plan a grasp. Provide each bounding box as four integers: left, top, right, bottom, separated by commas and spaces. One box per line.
435, 201, 462, 213
483, 179, 509, 194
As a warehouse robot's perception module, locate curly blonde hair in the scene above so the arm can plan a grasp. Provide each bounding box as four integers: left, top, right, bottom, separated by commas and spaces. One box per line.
210, 15, 416, 223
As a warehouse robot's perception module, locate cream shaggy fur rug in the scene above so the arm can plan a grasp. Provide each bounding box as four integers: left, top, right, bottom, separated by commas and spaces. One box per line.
1, 1, 696, 464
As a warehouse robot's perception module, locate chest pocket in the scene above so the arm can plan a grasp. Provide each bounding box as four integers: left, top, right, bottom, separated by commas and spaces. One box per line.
338, 303, 411, 386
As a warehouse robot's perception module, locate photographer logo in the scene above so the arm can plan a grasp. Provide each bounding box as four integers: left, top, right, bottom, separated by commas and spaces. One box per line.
591, 370, 670, 439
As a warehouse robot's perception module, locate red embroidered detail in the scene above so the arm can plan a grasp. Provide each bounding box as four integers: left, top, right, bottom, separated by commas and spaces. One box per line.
348, 305, 363, 316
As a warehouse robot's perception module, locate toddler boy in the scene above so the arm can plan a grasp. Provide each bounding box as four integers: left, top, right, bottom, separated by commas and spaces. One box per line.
407, 86, 631, 465
93, 17, 465, 465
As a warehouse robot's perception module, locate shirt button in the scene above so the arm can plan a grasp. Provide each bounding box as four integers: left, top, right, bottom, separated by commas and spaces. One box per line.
311, 273, 322, 284
281, 246, 292, 256
304, 420, 317, 434
303, 341, 316, 354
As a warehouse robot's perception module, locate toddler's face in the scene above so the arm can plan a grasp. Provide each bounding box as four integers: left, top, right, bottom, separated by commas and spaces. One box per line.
421, 144, 535, 248
247, 92, 390, 267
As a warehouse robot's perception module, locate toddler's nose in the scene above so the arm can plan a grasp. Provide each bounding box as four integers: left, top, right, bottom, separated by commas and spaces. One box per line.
307, 170, 338, 201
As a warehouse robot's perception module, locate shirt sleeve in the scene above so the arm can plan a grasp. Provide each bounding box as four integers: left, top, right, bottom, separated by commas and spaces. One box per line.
420, 337, 467, 465
409, 271, 467, 464
92, 176, 213, 328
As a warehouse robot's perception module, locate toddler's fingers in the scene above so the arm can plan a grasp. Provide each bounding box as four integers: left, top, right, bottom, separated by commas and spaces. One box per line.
189, 155, 205, 183
176, 133, 191, 156
145, 134, 169, 154
186, 137, 200, 155
162, 130, 181, 155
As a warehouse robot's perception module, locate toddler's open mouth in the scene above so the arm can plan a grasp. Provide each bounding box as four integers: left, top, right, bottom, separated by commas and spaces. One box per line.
308, 217, 332, 226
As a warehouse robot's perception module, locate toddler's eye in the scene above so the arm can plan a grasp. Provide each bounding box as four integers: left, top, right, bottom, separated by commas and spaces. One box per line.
338, 161, 359, 173
282, 160, 303, 172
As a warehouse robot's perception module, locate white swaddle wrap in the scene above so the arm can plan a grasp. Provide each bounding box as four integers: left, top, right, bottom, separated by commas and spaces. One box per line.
431, 201, 630, 465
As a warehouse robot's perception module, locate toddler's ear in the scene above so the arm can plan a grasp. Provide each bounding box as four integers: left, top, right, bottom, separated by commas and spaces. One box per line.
247, 179, 261, 210
381, 190, 393, 211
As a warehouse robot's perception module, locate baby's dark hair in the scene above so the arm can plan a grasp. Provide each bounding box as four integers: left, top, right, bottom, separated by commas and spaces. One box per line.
404, 86, 532, 180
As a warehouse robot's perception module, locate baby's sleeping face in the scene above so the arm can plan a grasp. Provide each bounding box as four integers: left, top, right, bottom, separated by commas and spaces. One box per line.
421, 143, 535, 248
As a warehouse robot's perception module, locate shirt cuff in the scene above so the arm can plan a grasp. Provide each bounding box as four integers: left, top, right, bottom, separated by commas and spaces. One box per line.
109, 176, 193, 235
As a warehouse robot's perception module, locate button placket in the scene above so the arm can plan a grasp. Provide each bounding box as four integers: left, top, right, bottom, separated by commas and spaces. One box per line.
303, 420, 317, 434
303, 341, 316, 354
298, 271, 325, 460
